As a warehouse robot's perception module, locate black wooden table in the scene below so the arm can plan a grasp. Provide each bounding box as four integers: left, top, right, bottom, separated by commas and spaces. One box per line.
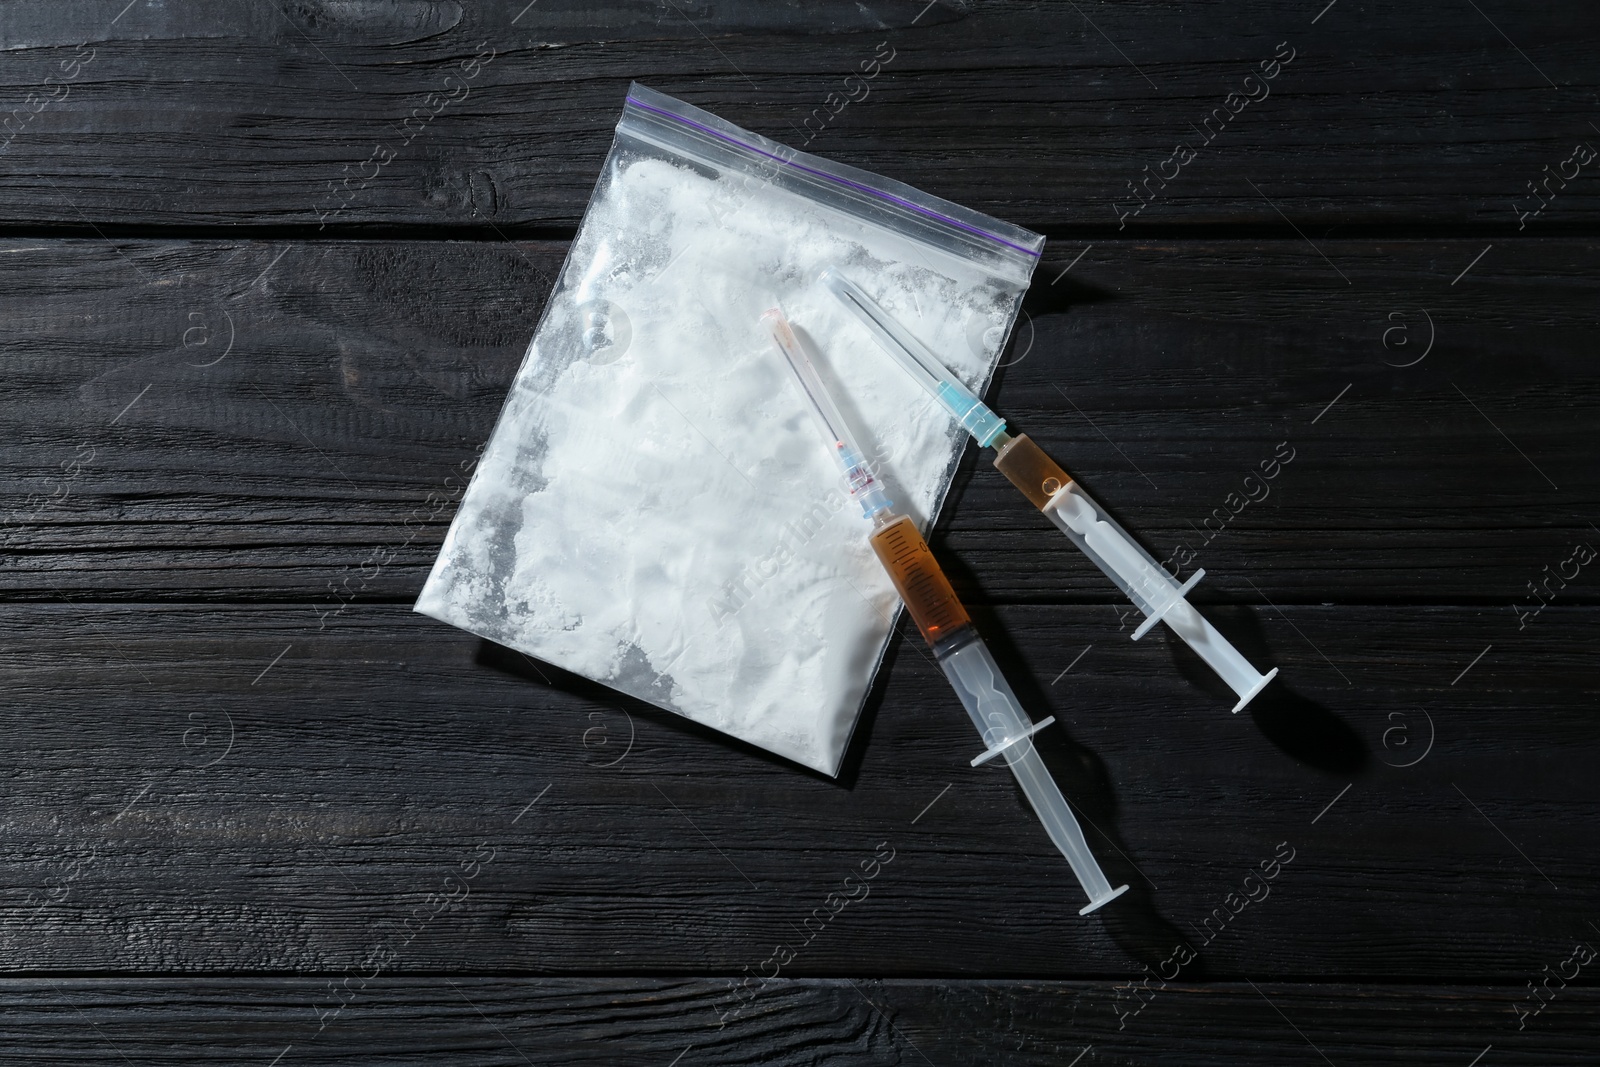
4, 2, 1597, 1063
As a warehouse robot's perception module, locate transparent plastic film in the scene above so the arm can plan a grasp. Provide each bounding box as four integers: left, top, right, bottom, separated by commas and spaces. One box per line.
821, 267, 1008, 447
937, 636, 1128, 915
418, 84, 1042, 777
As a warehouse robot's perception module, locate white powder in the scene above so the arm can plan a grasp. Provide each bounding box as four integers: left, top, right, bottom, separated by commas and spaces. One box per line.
417, 146, 1029, 775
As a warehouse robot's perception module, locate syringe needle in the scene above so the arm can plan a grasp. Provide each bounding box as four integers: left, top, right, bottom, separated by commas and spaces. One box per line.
764, 307, 1127, 916
764, 308, 893, 520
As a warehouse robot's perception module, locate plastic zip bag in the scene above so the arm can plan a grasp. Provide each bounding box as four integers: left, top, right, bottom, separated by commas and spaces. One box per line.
417, 83, 1043, 775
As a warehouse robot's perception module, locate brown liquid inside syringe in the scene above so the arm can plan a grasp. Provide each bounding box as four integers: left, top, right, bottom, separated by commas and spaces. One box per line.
869, 514, 972, 646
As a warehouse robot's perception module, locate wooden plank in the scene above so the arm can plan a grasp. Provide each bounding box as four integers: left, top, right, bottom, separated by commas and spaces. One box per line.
2, 237, 1595, 603
0, 2, 1595, 229
1, 978, 1595, 1065
1, 602, 1594, 978
5, 4, 1593, 1058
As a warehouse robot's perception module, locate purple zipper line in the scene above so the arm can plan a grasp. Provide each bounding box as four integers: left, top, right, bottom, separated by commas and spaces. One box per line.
625, 96, 1041, 259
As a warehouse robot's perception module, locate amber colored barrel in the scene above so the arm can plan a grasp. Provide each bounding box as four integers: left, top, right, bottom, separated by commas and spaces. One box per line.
869, 514, 972, 646
993, 433, 1073, 510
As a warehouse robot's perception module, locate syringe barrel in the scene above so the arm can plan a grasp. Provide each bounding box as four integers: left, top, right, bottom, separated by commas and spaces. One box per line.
993, 432, 1074, 508
994, 434, 1178, 617
1047, 483, 1183, 619
869, 514, 971, 646
930, 626, 1033, 759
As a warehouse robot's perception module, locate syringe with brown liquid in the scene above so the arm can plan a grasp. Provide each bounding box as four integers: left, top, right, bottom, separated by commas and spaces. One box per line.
764, 307, 1127, 915
821, 267, 1279, 713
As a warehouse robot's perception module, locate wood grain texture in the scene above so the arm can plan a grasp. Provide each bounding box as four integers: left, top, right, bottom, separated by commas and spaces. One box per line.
1, 602, 1593, 979
4, 2, 1599, 1059
0, 978, 1595, 1066
0, 2, 1594, 230
1, 236, 1594, 604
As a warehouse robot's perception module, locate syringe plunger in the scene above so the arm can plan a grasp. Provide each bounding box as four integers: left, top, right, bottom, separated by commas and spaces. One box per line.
934, 629, 1129, 914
